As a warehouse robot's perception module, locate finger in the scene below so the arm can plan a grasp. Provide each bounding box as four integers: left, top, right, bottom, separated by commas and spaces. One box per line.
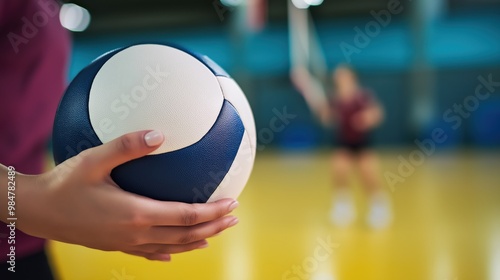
146, 215, 239, 244
84, 130, 164, 176
122, 251, 172, 262
133, 239, 208, 255
135, 198, 239, 226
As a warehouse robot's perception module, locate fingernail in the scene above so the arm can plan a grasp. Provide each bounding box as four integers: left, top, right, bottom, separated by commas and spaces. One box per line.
145, 130, 164, 147
228, 200, 239, 212
159, 254, 171, 262
228, 217, 239, 227
197, 241, 209, 249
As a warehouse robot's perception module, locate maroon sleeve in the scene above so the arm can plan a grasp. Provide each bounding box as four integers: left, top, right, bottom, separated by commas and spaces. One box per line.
0, 0, 70, 173
0, 0, 71, 262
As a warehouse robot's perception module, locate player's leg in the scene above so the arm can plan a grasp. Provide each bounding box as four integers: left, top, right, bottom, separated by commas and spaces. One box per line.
357, 149, 381, 194
330, 148, 356, 226
357, 150, 392, 228
332, 148, 352, 188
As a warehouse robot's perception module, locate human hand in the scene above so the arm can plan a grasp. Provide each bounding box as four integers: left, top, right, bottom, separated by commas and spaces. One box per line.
13, 130, 239, 261
351, 111, 371, 132
351, 107, 382, 132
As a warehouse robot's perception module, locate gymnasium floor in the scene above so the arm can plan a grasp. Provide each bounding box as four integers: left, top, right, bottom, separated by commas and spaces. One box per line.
48, 149, 500, 280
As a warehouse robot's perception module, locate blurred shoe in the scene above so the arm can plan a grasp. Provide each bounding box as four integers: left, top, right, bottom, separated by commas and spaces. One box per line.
311, 272, 335, 280
367, 191, 392, 229
330, 190, 355, 227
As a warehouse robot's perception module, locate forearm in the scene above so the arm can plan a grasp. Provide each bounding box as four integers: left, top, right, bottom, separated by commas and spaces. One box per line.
363, 104, 383, 127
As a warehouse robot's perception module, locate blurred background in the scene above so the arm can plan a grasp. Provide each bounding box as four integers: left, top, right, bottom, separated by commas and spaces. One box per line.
49, 0, 500, 279
62, 0, 500, 149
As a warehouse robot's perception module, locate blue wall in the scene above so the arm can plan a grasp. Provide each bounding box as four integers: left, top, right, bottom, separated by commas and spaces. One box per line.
69, 10, 500, 148
70, 11, 500, 76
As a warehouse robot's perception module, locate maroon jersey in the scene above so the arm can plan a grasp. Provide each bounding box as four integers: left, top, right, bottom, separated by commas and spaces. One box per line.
330, 89, 375, 144
0, 0, 70, 261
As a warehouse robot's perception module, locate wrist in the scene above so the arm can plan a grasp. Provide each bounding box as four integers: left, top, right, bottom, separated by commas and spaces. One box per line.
16, 172, 52, 237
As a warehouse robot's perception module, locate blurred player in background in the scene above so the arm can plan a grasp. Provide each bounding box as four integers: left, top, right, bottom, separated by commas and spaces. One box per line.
292, 64, 392, 228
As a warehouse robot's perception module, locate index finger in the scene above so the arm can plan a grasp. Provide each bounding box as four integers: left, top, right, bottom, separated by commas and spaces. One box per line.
135, 197, 239, 226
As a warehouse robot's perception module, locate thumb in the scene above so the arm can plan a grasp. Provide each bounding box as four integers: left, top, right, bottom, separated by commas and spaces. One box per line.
85, 130, 164, 178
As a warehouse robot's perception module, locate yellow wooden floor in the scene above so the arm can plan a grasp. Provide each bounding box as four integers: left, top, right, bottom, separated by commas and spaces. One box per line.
48, 150, 500, 280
